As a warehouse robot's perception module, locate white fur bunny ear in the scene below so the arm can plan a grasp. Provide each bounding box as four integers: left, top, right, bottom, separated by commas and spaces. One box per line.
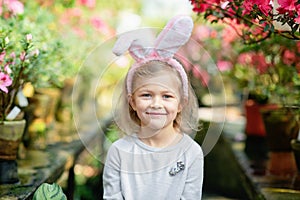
112, 29, 155, 61
154, 15, 193, 58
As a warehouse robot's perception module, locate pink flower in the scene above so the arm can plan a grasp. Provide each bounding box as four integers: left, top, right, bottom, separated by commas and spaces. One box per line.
0, 51, 6, 63
192, 1, 211, 13
258, 2, 272, 16
282, 49, 296, 65
278, 0, 296, 12
4, 0, 24, 15
295, 15, 300, 23
222, 25, 239, 43
251, 53, 269, 74
217, 60, 233, 71
0, 72, 12, 93
193, 3, 210, 13
242, 0, 256, 15
20, 51, 26, 61
77, 0, 96, 8
295, 6, 300, 23
90, 16, 104, 29
0, 1, 2, 15
10, 52, 15, 59
237, 52, 253, 65
4, 64, 12, 74
242, 0, 271, 16
59, 8, 82, 25
194, 26, 211, 40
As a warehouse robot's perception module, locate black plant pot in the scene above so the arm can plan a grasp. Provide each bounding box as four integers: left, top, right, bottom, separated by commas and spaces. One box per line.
0, 159, 19, 184
261, 107, 299, 152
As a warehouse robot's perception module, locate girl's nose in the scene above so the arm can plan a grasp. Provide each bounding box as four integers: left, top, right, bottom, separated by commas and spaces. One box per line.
151, 96, 162, 108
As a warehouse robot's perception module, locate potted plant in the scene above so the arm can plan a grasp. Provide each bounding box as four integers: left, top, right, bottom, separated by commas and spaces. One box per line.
0, 31, 40, 182
190, 0, 300, 176
0, 0, 66, 183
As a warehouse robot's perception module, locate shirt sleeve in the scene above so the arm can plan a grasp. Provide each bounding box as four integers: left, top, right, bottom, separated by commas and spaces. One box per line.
181, 151, 204, 200
103, 144, 124, 200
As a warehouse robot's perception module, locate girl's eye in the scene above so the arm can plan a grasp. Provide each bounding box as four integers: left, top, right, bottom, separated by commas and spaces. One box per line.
163, 94, 174, 99
141, 93, 151, 97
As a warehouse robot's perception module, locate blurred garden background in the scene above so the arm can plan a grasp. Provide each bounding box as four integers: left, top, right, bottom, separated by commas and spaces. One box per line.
1, 0, 300, 199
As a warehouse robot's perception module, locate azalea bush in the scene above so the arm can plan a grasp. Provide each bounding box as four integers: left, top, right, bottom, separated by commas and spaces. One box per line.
178, 22, 243, 105
190, 0, 300, 43
189, 0, 300, 106
36, 0, 116, 80
0, 32, 40, 122
0, 0, 69, 122
230, 34, 300, 105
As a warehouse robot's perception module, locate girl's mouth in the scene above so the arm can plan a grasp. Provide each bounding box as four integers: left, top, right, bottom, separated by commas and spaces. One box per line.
146, 112, 167, 115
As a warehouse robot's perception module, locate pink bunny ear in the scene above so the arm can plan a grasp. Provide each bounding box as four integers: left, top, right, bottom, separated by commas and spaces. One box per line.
128, 39, 150, 62
154, 15, 193, 58
113, 15, 194, 98
112, 29, 155, 61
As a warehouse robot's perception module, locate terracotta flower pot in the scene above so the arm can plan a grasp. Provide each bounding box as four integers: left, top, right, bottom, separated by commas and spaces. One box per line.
291, 139, 300, 188
244, 99, 277, 137
261, 107, 299, 176
244, 100, 277, 163
291, 139, 300, 172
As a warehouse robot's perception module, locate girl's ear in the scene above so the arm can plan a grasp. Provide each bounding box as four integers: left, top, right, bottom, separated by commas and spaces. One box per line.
178, 97, 188, 113
177, 103, 183, 113
128, 95, 136, 111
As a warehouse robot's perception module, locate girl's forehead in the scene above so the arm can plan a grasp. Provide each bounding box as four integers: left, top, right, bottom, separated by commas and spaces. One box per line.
133, 74, 181, 93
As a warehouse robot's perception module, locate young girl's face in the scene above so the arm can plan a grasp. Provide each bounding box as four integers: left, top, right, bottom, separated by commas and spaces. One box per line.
129, 73, 182, 132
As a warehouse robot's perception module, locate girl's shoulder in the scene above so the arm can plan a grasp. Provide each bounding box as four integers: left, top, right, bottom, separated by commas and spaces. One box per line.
182, 134, 203, 157
109, 135, 137, 150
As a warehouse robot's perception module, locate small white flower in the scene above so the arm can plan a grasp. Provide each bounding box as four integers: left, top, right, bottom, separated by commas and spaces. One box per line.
4, 37, 9, 45
26, 34, 33, 42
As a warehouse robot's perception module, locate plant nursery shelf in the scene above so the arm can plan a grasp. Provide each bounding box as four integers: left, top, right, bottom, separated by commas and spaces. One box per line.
199, 107, 300, 200
0, 122, 102, 200
203, 125, 300, 199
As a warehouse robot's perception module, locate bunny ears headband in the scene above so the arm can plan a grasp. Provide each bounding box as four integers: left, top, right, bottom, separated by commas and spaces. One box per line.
112, 15, 194, 97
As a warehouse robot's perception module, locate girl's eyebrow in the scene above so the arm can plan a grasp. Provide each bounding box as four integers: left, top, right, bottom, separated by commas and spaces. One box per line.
137, 88, 151, 92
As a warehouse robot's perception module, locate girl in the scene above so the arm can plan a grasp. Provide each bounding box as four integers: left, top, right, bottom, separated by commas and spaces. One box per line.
103, 15, 204, 200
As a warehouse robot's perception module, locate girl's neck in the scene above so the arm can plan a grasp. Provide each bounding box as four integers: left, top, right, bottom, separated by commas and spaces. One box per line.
138, 125, 182, 148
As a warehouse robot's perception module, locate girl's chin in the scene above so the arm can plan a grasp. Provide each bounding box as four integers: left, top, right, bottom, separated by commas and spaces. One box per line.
140, 122, 174, 133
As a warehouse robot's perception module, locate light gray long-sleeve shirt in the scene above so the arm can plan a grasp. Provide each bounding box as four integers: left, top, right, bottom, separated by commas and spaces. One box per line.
103, 134, 204, 200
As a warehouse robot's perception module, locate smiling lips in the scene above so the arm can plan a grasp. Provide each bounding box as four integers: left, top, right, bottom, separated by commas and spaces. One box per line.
146, 111, 167, 116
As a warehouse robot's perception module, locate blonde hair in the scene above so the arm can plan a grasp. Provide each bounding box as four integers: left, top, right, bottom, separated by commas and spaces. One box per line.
113, 60, 199, 135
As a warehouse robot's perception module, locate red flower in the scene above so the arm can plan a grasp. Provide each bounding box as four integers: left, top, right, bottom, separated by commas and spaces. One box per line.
282, 49, 296, 65
237, 52, 253, 65
251, 53, 269, 74
242, 0, 271, 16
278, 0, 296, 12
